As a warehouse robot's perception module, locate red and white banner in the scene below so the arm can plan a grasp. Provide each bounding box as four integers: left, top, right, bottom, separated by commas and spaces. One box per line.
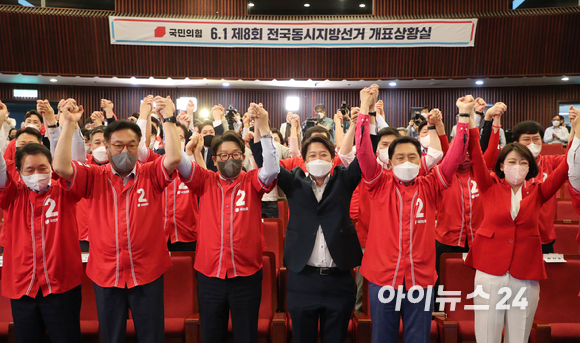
109, 17, 478, 48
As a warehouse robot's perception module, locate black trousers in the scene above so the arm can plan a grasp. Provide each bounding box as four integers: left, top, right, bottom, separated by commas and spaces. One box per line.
167, 239, 197, 252
287, 268, 355, 343
197, 270, 262, 343
542, 239, 556, 254
79, 240, 90, 252
261, 201, 279, 218
11, 285, 82, 343
93, 275, 164, 343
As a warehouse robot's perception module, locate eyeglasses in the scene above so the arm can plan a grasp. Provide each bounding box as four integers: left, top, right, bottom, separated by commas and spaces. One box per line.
111, 143, 138, 152
216, 152, 243, 161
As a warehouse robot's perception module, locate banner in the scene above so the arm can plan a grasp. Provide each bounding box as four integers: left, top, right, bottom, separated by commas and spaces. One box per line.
109, 17, 478, 48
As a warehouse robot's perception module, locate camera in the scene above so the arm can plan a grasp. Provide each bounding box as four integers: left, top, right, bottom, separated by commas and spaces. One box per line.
225, 105, 238, 129
411, 112, 423, 126
339, 101, 350, 116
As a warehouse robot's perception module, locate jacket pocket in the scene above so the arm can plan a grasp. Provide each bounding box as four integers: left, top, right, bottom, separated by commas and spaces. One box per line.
477, 227, 495, 238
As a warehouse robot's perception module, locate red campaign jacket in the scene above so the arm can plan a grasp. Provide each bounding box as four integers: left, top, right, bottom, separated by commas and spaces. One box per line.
0, 173, 83, 299
180, 161, 275, 279
68, 157, 175, 288
465, 129, 568, 280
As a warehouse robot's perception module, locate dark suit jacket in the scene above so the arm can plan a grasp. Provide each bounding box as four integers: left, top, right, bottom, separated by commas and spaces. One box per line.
277, 160, 363, 273
202, 146, 217, 172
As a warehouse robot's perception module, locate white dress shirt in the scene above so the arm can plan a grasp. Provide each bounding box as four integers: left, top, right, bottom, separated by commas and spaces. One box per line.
544, 125, 569, 144
510, 186, 522, 221
306, 174, 337, 268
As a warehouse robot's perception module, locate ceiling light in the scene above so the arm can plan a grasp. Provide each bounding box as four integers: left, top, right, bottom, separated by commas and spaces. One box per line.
359, 4, 366, 7
290, 79, 295, 82
200, 109, 209, 118
389, 82, 397, 87
49, 78, 57, 82
562, 77, 570, 81
222, 82, 230, 87
286, 96, 300, 112
149, 77, 154, 80
475, 80, 484, 85
248, 2, 254, 6
304, 3, 310, 7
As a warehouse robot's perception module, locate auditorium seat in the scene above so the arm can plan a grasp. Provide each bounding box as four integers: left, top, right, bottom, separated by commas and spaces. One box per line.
263, 218, 286, 312
558, 182, 571, 199
555, 201, 580, 224
80, 265, 100, 343
541, 143, 563, 156
127, 255, 198, 343
436, 253, 479, 343
533, 255, 580, 343
226, 251, 285, 343
553, 224, 580, 254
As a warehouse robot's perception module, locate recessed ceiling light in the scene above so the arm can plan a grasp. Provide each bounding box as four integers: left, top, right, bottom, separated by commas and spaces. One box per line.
304, 3, 310, 7
49, 78, 57, 82
272, 79, 277, 82
359, 3, 366, 7
475, 80, 484, 85
223, 82, 230, 87
290, 78, 295, 82
562, 77, 570, 81
149, 77, 154, 80
248, 2, 254, 6
389, 82, 397, 87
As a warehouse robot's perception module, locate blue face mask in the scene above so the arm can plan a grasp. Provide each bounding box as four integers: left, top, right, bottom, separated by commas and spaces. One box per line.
109, 151, 137, 173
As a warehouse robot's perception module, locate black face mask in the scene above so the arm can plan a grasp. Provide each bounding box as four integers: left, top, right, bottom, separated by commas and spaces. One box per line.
203, 135, 215, 148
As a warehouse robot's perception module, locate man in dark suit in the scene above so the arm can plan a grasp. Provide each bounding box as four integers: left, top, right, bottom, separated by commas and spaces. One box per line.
252, 134, 363, 343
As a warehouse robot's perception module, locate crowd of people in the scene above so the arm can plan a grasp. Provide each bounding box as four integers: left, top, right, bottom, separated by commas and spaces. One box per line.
0, 85, 579, 343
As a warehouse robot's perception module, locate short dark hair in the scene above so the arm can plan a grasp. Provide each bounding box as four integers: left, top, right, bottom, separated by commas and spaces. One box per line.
81, 128, 91, 140
301, 135, 335, 161
388, 136, 422, 160
422, 107, 430, 112
417, 120, 429, 134
24, 110, 43, 124
303, 126, 330, 141
271, 128, 285, 145
494, 143, 539, 180
512, 121, 544, 142
131, 112, 140, 119
8, 128, 17, 136
90, 126, 106, 141
378, 127, 401, 139
15, 127, 43, 143
151, 116, 163, 139
211, 131, 246, 156
104, 120, 142, 142
15, 143, 52, 171
175, 122, 189, 138
552, 115, 565, 121
85, 117, 94, 125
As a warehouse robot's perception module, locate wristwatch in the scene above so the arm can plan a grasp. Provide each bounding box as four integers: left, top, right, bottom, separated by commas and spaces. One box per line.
428, 125, 436, 130
261, 132, 273, 139
369, 112, 377, 117
47, 124, 58, 128
163, 116, 176, 123
475, 110, 484, 115
458, 113, 470, 117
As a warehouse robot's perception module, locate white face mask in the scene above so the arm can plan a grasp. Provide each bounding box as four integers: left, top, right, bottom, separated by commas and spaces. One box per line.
378, 148, 390, 165
552, 120, 561, 127
306, 159, 332, 178
392, 161, 420, 182
21, 173, 51, 192
92, 146, 109, 162
419, 135, 430, 149
526, 143, 542, 159
503, 165, 529, 186
84, 145, 91, 154
25, 124, 41, 131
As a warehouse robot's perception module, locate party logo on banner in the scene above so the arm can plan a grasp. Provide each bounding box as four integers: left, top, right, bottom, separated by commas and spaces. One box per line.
109, 17, 478, 48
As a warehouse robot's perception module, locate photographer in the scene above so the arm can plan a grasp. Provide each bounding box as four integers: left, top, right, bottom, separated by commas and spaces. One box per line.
306, 104, 335, 144
333, 102, 351, 135
406, 112, 425, 139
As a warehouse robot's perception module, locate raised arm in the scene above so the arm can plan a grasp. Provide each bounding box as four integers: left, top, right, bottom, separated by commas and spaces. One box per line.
338, 111, 358, 165
252, 103, 280, 187
101, 99, 116, 124
137, 95, 154, 163
375, 100, 389, 131
288, 114, 301, 157
437, 97, 472, 184
334, 110, 345, 150
355, 85, 382, 180
0, 102, 8, 187
567, 106, 580, 191
482, 102, 506, 169
154, 96, 182, 175
53, 99, 84, 181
